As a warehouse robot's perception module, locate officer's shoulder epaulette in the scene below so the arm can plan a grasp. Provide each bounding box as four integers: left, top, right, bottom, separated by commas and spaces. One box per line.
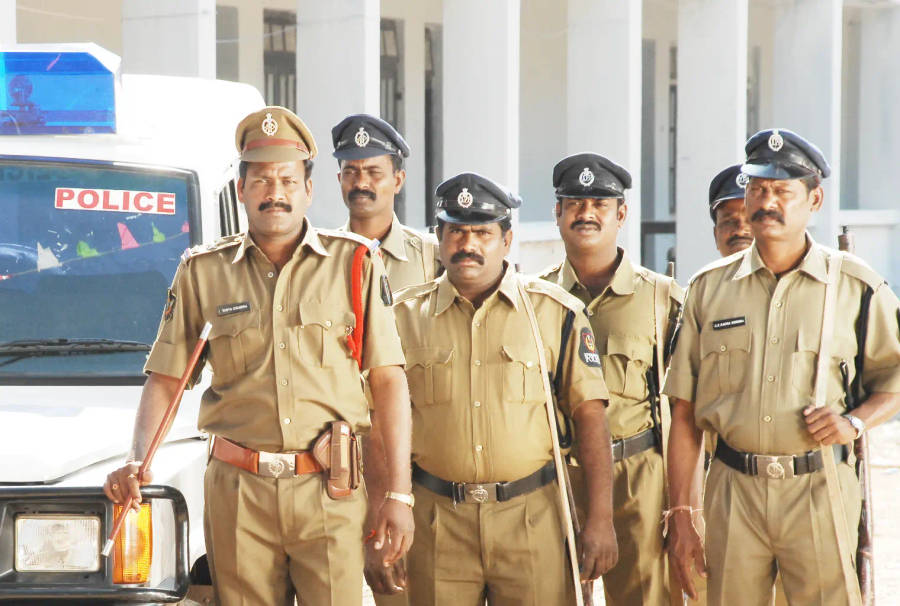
316, 228, 377, 250
836, 250, 885, 289
396, 224, 429, 251
536, 262, 563, 280
393, 280, 439, 304
523, 277, 584, 313
635, 264, 686, 304
180, 233, 242, 263
687, 249, 745, 285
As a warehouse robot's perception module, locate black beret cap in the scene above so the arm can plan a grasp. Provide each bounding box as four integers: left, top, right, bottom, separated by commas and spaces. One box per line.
435, 172, 521, 225
741, 128, 831, 180
552, 152, 632, 200
331, 113, 410, 161
708, 164, 748, 221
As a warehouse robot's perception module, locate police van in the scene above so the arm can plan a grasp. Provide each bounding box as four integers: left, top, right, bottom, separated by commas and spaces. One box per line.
0, 44, 262, 603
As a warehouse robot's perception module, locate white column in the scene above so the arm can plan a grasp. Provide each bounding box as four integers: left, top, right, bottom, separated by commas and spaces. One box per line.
400, 9, 426, 229
856, 6, 900, 211
567, 0, 642, 262
770, 0, 842, 245
0, 0, 15, 45
238, 2, 265, 96
675, 0, 748, 281
121, 0, 215, 78
297, 0, 379, 227
443, 0, 519, 256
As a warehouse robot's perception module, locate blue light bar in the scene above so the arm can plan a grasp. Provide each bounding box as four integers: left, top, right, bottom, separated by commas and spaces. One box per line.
0, 47, 117, 135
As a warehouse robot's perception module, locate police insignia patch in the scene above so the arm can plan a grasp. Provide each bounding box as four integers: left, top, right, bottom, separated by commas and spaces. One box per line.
768, 130, 784, 152
380, 274, 393, 306
261, 112, 278, 137
578, 327, 601, 368
355, 127, 370, 147
736, 172, 750, 188
163, 289, 176, 322
457, 187, 474, 208
579, 167, 595, 187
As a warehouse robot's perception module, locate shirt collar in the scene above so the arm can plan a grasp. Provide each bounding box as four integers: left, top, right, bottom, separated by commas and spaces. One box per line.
339, 214, 409, 262
231, 218, 328, 264
434, 263, 519, 315
556, 248, 634, 296
733, 233, 825, 282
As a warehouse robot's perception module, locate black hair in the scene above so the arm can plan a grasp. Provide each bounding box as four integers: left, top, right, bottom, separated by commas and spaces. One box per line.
238, 159, 314, 183
435, 216, 512, 237
798, 174, 821, 193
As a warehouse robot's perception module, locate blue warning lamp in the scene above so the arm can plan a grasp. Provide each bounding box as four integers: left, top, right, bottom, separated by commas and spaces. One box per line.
0, 44, 118, 135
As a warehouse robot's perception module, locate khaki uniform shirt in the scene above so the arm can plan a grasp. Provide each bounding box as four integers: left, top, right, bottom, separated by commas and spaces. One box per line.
663, 236, 900, 455
340, 214, 439, 292
541, 250, 684, 440
393, 265, 610, 484
144, 219, 405, 452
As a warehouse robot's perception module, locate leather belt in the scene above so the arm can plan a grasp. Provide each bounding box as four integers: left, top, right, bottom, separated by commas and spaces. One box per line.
412, 461, 556, 504
715, 439, 848, 480
611, 428, 659, 463
211, 437, 323, 479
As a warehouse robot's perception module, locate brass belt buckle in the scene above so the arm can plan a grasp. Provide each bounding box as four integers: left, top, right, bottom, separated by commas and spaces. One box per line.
463, 483, 498, 504
258, 452, 296, 478
757, 455, 794, 480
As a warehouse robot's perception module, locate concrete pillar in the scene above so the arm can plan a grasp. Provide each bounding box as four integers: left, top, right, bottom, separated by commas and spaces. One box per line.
0, 0, 15, 45
675, 0, 748, 281
238, 1, 265, 96
770, 0, 842, 245
567, 0, 642, 262
122, 0, 215, 78
398, 6, 427, 229
856, 6, 900, 211
443, 0, 520, 256
297, 0, 379, 227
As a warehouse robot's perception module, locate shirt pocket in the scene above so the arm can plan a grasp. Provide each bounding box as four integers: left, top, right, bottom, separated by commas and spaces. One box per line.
698, 325, 751, 397
297, 301, 356, 368
208, 310, 261, 383
790, 331, 857, 405
404, 348, 453, 407
500, 344, 545, 405
601, 334, 653, 401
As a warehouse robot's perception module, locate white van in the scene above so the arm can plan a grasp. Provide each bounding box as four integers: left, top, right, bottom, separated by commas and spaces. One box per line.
0, 44, 261, 603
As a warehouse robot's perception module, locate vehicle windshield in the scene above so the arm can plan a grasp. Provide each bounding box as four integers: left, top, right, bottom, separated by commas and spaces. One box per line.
0, 158, 198, 380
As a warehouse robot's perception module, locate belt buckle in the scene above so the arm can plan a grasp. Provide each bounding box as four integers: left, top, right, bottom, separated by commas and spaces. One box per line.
258, 452, 296, 478
462, 483, 498, 504
757, 455, 794, 480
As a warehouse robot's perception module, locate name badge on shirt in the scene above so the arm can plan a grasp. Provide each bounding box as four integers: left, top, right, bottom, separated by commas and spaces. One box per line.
217, 301, 251, 316
712, 316, 746, 331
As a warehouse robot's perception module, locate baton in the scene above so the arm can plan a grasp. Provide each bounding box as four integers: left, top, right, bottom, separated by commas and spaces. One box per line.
101, 321, 212, 557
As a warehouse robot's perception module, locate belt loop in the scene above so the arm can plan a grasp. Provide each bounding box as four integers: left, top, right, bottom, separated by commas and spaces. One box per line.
452, 482, 463, 505
744, 452, 753, 475
495, 482, 508, 502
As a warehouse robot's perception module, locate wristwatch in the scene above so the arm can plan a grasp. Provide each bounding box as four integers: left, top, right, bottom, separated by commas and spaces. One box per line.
385, 491, 415, 507
842, 414, 866, 439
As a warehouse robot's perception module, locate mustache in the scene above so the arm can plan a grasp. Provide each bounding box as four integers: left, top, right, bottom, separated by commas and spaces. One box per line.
258, 201, 292, 212
727, 235, 753, 247
571, 220, 602, 230
750, 209, 785, 225
349, 189, 376, 201
450, 251, 485, 265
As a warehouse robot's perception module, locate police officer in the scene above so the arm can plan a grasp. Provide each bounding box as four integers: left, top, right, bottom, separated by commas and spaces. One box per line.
541, 153, 683, 605
104, 106, 415, 606
664, 128, 900, 605
372, 172, 618, 605
708, 164, 753, 257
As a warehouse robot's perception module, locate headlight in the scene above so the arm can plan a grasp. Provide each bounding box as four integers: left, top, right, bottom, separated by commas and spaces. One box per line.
15, 514, 101, 572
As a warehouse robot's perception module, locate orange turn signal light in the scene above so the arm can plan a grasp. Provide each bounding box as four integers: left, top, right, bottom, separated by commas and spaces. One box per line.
112, 502, 152, 584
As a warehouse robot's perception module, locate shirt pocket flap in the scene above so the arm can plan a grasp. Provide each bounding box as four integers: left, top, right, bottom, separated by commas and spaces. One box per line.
605, 334, 653, 363
500, 344, 538, 370
298, 301, 355, 331
700, 325, 751, 359
404, 347, 453, 370
209, 310, 259, 339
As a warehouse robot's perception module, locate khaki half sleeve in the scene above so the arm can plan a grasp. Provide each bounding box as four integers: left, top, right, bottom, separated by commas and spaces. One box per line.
144, 260, 203, 384
361, 252, 406, 371
661, 282, 701, 403
861, 283, 900, 394
558, 311, 610, 415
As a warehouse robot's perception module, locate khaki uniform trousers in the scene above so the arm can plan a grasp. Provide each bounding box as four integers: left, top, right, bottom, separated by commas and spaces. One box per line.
704, 458, 861, 606
407, 481, 574, 606
203, 457, 366, 606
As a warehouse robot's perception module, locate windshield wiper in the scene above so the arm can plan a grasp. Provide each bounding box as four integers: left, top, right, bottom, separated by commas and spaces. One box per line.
0, 338, 151, 368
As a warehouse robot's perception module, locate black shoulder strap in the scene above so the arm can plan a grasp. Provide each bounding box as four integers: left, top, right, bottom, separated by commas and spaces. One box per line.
850, 286, 874, 409
553, 309, 577, 450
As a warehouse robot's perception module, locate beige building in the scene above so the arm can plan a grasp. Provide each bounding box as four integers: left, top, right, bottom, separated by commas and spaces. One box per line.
5, 0, 898, 283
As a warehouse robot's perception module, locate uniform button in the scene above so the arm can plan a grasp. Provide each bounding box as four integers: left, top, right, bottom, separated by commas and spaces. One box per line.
719, 345, 727, 352
475, 445, 483, 453
267, 271, 275, 278
526, 361, 534, 368
474, 321, 481, 328
474, 401, 481, 408
588, 310, 594, 317
766, 375, 775, 383
474, 360, 481, 366
276, 304, 284, 312
324, 320, 332, 328
283, 417, 291, 425
278, 342, 286, 349
770, 337, 779, 345
775, 301, 783, 308
280, 378, 288, 386
763, 415, 772, 423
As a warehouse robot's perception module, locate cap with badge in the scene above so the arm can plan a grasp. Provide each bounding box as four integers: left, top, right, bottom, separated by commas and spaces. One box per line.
708, 164, 748, 221
331, 113, 410, 161
741, 128, 831, 181
434, 172, 521, 225
235, 106, 317, 162
553, 152, 632, 200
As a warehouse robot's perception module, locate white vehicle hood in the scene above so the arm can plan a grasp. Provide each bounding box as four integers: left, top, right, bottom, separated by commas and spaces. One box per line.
0, 385, 201, 484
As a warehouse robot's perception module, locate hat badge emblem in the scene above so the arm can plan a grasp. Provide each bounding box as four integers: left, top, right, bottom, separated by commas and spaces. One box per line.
736, 172, 750, 188
261, 112, 278, 137
579, 167, 595, 188
768, 130, 784, 152
354, 127, 371, 147
457, 188, 474, 208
